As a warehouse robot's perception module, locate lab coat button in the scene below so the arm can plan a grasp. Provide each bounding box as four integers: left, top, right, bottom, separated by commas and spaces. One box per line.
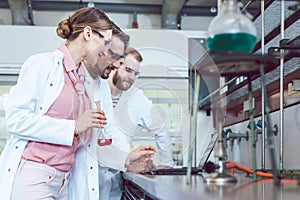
90, 166, 93, 170
92, 188, 95, 191
15, 146, 18, 149
40, 107, 42, 110
57, 61, 60, 65
8, 168, 11, 172
50, 83, 53, 87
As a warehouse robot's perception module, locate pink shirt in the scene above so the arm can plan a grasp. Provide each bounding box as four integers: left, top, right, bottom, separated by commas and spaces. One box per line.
22, 45, 81, 172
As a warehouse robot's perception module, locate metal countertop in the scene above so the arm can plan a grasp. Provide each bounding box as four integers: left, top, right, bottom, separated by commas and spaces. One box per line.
123, 172, 300, 200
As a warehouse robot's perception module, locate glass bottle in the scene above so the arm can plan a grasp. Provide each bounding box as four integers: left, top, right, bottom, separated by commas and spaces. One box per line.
95, 100, 112, 146
206, 0, 257, 53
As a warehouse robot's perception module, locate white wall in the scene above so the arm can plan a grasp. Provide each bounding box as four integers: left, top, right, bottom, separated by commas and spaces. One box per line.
0, 25, 206, 68
225, 104, 300, 170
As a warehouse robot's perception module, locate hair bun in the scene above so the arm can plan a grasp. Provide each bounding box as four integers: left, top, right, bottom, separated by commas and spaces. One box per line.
56, 19, 72, 39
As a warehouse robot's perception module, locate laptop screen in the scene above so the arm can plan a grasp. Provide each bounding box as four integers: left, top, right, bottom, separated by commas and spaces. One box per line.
197, 133, 218, 169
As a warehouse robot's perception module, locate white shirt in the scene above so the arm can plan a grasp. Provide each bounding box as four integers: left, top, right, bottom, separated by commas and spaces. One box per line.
112, 86, 174, 166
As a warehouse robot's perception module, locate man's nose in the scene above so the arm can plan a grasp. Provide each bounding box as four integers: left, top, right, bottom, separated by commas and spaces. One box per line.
112, 61, 122, 69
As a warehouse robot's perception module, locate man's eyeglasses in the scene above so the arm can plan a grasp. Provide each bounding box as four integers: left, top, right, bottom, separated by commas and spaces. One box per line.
121, 66, 140, 77
92, 29, 112, 49
107, 49, 125, 61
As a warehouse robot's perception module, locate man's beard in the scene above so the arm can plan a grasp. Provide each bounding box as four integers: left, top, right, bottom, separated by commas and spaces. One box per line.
112, 70, 119, 86
112, 71, 133, 91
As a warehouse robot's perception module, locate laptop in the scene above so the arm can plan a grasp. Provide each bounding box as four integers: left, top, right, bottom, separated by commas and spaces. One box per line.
151, 133, 218, 175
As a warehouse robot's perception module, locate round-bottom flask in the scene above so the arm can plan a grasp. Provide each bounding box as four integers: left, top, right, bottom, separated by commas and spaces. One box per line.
206, 0, 257, 53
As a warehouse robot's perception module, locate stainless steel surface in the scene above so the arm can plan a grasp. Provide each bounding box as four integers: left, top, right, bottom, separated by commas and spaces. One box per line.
204, 172, 237, 184
204, 160, 237, 184
123, 172, 300, 200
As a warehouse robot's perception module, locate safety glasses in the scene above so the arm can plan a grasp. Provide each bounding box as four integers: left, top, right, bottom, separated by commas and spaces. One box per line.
92, 29, 112, 49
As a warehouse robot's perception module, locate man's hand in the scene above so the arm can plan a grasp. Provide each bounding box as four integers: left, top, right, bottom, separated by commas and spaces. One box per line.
126, 159, 155, 174
128, 146, 157, 164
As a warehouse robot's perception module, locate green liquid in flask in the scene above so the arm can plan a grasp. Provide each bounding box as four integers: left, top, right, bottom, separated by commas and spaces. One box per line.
206, 33, 256, 53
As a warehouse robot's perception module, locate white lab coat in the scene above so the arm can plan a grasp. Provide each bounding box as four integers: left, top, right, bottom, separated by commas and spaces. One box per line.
0, 50, 128, 200
0, 50, 76, 200
113, 87, 174, 166
67, 66, 129, 200
98, 86, 174, 200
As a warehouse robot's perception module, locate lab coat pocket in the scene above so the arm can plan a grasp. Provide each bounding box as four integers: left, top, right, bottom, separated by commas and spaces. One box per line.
27, 170, 55, 186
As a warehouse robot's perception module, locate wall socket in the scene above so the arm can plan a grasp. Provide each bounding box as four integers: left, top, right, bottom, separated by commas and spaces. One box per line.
288, 80, 300, 96
243, 98, 255, 112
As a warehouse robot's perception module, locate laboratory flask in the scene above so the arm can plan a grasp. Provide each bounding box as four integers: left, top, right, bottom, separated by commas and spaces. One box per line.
206, 0, 257, 53
95, 100, 112, 146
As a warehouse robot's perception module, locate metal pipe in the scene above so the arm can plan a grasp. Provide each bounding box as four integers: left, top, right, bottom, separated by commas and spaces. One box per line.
0, 1, 220, 16
260, 0, 266, 171
7, 0, 34, 25
279, 0, 285, 171
240, 0, 253, 13
182, 6, 218, 16
248, 77, 257, 182
217, 0, 222, 15
1, 1, 161, 13
259, 64, 280, 185
161, 0, 186, 29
